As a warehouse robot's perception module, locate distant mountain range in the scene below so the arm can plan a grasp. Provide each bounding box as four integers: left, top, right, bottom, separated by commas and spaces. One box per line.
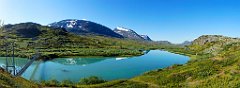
2, 19, 152, 41
180, 41, 192, 46
49, 19, 152, 41
155, 41, 172, 45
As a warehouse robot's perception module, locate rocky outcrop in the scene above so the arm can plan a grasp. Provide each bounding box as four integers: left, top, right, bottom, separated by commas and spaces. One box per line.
189, 35, 240, 55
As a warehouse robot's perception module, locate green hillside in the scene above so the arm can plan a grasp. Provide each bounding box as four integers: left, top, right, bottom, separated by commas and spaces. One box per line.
123, 35, 240, 88
0, 68, 39, 88
0, 22, 171, 88
2, 33, 240, 87
3, 22, 240, 87
42, 35, 240, 88
0, 23, 162, 59
31, 35, 240, 88
43, 35, 239, 88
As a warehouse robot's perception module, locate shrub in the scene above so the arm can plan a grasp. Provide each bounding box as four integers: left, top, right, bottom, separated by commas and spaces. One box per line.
60, 80, 74, 87
45, 79, 60, 87
78, 76, 106, 85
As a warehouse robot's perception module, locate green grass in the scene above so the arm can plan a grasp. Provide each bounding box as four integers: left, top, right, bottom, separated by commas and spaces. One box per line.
121, 38, 240, 88
0, 69, 39, 88
2, 39, 240, 87
0, 27, 161, 58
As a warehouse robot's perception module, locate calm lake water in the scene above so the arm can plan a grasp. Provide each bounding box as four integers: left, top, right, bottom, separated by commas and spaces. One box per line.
0, 50, 189, 82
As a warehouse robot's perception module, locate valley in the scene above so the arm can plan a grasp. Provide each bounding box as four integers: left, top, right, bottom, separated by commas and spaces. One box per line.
1, 20, 240, 88
1, 0, 239, 88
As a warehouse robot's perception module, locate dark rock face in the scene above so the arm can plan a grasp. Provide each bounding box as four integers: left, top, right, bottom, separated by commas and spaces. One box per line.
3, 22, 42, 38
49, 19, 123, 38
140, 35, 152, 41
3, 22, 67, 38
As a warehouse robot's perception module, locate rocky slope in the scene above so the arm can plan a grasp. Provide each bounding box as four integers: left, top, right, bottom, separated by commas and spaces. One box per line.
140, 35, 152, 41
188, 35, 240, 55
113, 27, 151, 41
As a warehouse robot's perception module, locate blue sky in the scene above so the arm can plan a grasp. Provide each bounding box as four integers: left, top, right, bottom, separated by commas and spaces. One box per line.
0, 0, 240, 43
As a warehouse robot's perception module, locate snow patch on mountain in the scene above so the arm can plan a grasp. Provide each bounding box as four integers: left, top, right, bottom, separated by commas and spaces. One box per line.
116, 27, 131, 32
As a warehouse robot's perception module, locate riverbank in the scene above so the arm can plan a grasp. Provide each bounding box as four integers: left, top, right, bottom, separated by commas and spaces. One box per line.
36, 50, 191, 88
1, 47, 216, 88
0, 48, 146, 61
0, 50, 189, 86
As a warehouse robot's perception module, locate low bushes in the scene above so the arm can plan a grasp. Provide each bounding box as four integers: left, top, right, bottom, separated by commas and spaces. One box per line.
41, 76, 106, 87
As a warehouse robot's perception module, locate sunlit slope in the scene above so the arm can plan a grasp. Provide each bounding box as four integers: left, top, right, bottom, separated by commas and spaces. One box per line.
115, 35, 240, 88
0, 22, 161, 58
0, 69, 39, 88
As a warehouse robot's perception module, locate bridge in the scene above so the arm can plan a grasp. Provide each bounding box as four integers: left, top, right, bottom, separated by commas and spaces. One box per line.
3, 41, 42, 76
15, 53, 41, 76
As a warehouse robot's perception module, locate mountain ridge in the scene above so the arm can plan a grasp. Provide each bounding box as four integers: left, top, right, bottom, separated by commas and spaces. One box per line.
2, 19, 153, 41
49, 19, 124, 38
113, 26, 152, 41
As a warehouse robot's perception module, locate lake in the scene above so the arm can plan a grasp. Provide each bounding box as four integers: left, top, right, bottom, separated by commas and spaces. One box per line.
0, 50, 189, 82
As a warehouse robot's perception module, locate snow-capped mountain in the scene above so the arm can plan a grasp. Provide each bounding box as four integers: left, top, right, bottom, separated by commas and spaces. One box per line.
48, 19, 123, 38
113, 27, 144, 40
140, 35, 152, 41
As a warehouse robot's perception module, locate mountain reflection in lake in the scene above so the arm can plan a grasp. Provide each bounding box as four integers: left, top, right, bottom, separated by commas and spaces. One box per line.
0, 50, 189, 82
51, 58, 107, 65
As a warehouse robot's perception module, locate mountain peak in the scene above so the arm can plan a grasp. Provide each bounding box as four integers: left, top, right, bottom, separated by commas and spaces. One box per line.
114, 27, 151, 41
114, 26, 143, 40
48, 19, 123, 38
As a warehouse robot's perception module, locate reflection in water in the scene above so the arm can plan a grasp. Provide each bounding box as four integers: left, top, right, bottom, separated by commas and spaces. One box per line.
66, 58, 77, 65
62, 69, 70, 72
144, 50, 150, 54
116, 57, 128, 60
0, 50, 190, 82
0, 57, 32, 75
52, 57, 107, 66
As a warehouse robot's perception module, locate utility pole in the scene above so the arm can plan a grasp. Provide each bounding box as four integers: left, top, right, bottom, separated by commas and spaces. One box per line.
12, 42, 15, 75
5, 42, 16, 75
5, 42, 8, 72
1, 20, 16, 75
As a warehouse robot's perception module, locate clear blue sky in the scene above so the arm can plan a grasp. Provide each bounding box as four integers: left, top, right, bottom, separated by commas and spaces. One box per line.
1, 0, 240, 43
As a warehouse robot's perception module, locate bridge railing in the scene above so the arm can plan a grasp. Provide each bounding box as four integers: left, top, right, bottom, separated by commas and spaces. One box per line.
15, 53, 41, 76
